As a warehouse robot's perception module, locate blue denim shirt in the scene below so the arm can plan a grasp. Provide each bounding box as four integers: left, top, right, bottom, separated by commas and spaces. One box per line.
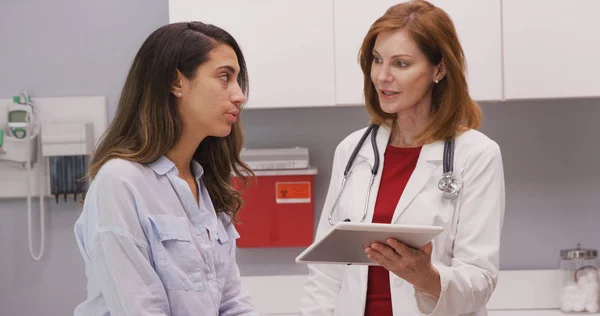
74, 156, 258, 316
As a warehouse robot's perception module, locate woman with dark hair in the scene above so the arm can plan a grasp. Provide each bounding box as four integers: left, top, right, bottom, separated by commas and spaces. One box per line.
74, 21, 258, 315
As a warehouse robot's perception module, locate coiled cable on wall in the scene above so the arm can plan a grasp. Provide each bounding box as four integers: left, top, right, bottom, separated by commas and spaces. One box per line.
19, 90, 46, 261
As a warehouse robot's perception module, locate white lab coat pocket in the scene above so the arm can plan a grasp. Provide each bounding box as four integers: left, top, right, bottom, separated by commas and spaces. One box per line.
147, 214, 205, 291
333, 265, 363, 316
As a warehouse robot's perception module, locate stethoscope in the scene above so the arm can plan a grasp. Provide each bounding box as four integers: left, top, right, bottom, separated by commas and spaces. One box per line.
327, 124, 460, 226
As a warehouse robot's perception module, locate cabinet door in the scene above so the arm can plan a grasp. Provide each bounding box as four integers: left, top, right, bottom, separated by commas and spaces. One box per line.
334, 0, 503, 105
503, 0, 600, 99
169, 0, 336, 108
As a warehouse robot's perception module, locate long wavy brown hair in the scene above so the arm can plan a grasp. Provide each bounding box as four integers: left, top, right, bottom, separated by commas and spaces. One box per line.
88, 22, 253, 222
359, 0, 482, 142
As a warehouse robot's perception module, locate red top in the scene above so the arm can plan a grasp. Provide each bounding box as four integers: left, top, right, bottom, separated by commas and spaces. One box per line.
364, 144, 422, 316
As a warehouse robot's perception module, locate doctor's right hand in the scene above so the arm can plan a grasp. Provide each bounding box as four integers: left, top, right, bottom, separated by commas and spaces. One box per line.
365, 240, 442, 298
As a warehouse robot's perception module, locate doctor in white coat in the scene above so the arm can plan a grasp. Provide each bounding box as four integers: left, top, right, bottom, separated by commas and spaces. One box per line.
300, 1, 505, 315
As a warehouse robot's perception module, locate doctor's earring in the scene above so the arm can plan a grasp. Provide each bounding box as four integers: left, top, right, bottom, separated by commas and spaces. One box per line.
434, 79, 439, 84
176, 91, 182, 97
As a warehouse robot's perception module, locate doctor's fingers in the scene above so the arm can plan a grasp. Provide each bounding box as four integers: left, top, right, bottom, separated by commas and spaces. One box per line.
365, 246, 401, 269
368, 243, 403, 263
387, 239, 433, 258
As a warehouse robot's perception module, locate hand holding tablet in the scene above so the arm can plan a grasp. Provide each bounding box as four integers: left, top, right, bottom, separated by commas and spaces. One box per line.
295, 222, 443, 265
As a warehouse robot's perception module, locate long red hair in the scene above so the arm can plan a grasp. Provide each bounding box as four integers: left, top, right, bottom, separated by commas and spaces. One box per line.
359, 0, 482, 142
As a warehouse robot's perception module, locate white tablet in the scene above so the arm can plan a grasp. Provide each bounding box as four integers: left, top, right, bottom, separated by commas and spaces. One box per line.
295, 222, 443, 265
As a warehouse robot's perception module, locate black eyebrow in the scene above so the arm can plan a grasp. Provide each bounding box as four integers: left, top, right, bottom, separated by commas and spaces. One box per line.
217, 65, 236, 73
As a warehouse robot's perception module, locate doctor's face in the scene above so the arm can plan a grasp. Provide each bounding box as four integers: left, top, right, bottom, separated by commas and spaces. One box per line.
370, 28, 441, 115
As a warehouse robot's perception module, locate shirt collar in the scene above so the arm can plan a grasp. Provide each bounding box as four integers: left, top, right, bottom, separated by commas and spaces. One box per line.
190, 159, 204, 180
147, 155, 204, 180
147, 155, 175, 175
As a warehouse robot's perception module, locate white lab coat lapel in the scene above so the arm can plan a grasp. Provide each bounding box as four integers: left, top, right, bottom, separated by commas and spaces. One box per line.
388, 140, 445, 314
391, 139, 444, 223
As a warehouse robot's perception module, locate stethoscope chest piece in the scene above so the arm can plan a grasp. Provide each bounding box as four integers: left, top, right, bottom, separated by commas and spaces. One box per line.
438, 172, 460, 199
439, 139, 461, 199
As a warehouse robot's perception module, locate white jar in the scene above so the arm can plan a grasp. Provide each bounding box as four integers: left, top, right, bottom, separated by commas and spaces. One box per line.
559, 244, 599, 313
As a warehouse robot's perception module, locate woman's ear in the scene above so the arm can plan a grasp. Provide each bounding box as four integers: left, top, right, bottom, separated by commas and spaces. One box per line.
434, 59, 447, 83
171, 69, 184, 98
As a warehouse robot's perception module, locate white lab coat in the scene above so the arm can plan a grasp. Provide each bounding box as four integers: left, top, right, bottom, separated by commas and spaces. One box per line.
300, 125, 506, 316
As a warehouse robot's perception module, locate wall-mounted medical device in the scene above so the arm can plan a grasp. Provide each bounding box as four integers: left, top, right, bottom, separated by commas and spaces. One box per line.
7, 95, 33, 139
0, 91, 108, 262
42, 122, 94, 202
8, 105, 31, 139
1, 93, 38, 165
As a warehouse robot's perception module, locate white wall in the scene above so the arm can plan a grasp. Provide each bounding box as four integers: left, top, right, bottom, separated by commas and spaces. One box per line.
1, 0, 600, 315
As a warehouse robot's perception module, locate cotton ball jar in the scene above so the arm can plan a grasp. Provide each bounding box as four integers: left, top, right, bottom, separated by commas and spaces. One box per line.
559, 244, 599, 314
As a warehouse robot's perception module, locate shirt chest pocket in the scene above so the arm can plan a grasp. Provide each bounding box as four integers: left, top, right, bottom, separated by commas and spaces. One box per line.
214, 220, 240, 279
147, 214, 205, 291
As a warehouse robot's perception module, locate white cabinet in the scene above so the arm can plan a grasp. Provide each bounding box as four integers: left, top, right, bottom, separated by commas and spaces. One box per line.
168, 0, 336, 109
333, 1, 393, 106
502, 0, 600, 100
168, 1, 600, 106
431, 0, 503, 102
333, 0, 503, 105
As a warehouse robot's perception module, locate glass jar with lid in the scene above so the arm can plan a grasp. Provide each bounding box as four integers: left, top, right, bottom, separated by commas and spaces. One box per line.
559, 243, 599, 313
